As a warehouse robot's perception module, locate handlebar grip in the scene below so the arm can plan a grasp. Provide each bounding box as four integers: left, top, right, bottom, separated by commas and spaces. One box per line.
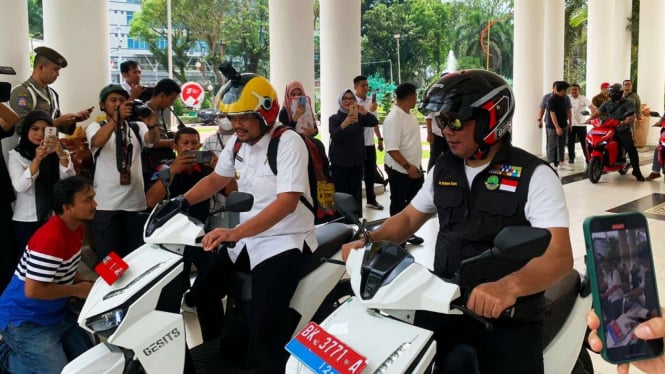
500, 306, 515, 319
212, 241, 236, 254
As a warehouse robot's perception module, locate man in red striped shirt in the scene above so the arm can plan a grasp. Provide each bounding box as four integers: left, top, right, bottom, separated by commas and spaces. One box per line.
0, 176, 96, 374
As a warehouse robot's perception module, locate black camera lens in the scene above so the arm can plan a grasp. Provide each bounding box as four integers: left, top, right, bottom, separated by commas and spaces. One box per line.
131, 99, 152, 118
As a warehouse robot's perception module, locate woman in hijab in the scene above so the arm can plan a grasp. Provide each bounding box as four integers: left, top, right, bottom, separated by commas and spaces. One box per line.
8, 110, 75, 257
278, 80, 318, 137
328, 88, 378, 213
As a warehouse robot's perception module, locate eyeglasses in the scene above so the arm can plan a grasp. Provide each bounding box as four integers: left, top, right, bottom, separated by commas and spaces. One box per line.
342, 96, 356, 102
434, 112, 464, 131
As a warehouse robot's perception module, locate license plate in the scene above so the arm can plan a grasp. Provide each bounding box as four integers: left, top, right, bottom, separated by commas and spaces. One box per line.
286, 322, 367, 374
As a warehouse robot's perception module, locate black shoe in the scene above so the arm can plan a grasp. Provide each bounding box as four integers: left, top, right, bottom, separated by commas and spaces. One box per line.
367, 201, 384, 210
633, 170, 645, 182
406, 235, 424, 245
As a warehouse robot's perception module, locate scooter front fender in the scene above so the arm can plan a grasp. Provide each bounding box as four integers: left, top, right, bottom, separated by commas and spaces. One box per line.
61, 343, 125, 374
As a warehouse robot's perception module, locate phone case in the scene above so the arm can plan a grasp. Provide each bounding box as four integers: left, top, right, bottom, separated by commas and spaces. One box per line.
584, 212, 663, 364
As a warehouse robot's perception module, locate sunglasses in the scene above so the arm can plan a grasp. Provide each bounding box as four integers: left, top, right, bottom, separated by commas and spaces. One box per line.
434, 112, 465, 131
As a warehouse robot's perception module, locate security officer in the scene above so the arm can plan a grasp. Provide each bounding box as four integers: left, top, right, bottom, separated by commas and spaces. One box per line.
10, 46, 93, 135
342, 70, 574, 373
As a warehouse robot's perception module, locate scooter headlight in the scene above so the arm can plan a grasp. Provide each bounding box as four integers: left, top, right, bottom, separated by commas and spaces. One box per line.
86, 308, 126, 337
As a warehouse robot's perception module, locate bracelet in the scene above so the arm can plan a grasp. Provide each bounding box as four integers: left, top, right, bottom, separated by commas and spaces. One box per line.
378, 137, 383, 141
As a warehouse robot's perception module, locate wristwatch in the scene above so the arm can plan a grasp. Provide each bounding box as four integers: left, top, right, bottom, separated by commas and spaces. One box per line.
402, 162, 410, 170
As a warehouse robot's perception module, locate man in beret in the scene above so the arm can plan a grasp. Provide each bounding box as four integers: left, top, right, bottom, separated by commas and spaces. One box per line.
10, 46, 93, 135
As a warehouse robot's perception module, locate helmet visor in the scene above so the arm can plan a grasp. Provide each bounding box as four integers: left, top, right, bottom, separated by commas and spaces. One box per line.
221, 82, 244, 106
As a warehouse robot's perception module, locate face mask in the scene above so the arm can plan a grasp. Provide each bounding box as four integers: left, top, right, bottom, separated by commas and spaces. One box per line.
217, 117, 233, 131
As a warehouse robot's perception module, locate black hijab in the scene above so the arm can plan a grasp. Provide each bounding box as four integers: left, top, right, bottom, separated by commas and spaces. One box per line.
15, 110, 60, 221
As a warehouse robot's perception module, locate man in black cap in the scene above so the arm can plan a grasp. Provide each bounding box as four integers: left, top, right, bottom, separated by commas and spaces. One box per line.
10, 46, 93, 135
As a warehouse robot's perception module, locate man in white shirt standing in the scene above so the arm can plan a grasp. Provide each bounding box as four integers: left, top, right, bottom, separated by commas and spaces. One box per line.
354, 75, 385, 210
383, 82, 424, 245
567, 83, 595, 165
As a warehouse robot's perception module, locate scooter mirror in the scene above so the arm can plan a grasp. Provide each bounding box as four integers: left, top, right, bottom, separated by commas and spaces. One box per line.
223, 191, 254, 213
492, 226, 551, 260
333, 192, 360, 223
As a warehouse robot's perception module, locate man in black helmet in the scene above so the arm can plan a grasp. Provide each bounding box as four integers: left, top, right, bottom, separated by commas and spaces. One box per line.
587, 83, 644, 181
342, 69, 574, 373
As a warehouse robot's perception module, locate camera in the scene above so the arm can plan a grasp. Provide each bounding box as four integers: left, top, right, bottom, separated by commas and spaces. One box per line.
0, 66, 17, 102
131, 99, 152, 118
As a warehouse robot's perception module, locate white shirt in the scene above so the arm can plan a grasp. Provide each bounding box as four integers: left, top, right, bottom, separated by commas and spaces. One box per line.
356, 95, 378, 146
411, 163, 569, 229
427, 113, 443, 137
8, 149, 75, 222
383, 104, 423, 173
568, 94, 592, 126
86, 120, 154, 211
215, 128, 317, 269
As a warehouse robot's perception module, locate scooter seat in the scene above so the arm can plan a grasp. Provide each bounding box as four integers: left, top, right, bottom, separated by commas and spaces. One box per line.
542, 269, 580, 347
226, 222, 354, 304
302, 222, 354, 277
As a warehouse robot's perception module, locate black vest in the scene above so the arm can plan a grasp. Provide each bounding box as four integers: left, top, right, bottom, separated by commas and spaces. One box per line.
432, 143, 549, 316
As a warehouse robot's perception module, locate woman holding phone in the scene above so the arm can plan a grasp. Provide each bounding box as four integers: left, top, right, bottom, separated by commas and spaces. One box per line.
278, 80, 318, 137
328, 88, 379, 214
8, 110, 74, 258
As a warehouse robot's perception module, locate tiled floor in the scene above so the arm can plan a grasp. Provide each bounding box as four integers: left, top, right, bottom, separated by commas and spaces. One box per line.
182, 146, 663, 373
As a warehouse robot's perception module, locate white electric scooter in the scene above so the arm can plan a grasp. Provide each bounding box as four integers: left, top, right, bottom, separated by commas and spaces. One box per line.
286, 193, 593, 373
63, 190, 356, 373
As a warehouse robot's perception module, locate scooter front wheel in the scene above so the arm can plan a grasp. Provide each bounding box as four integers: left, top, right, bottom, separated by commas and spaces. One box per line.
588, 158, 602, 183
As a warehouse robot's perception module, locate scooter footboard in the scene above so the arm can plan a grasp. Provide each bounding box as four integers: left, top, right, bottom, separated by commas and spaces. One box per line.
543, 293, 592, 374
62, 343, 126, 374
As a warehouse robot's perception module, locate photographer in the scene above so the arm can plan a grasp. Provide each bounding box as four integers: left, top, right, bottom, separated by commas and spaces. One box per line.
0, 101, 19, 293
85, 84, 159, 261
10, 47, 93, 135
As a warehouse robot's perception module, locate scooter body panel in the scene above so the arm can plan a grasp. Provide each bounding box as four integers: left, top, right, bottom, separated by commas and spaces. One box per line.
286, 297, 436, 373
543, 293, 592, 373
61, 343, 125, 374
113, 311, 186, 373
78, 243, 184, 330
346, 248, 461, 314
289, 250, 347, 334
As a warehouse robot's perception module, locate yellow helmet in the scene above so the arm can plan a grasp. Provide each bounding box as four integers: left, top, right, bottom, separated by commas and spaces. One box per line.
217, 73, 279, 128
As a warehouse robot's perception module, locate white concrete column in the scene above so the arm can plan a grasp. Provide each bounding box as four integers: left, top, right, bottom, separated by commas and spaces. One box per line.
542, 0, 565, 89
43, 0, 109, 124
0, 0, 30, 160
587, 0, 616, 92
268, 0, 315, 107
637, 0, 665, 144
613, 0, 632, 81
512, 0, 545, 155
319, 0, 361, 147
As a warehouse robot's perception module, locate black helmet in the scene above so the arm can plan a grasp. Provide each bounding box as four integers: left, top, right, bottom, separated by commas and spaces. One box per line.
419, 70, 514, 158
608, 83, 623, 101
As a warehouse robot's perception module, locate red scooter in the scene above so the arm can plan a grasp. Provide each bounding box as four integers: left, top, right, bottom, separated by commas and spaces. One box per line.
584, 115, 632, 183
651, 112, 665, 173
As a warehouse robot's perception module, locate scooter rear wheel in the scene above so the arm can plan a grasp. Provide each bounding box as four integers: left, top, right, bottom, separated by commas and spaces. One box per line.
588, 158, 602, 183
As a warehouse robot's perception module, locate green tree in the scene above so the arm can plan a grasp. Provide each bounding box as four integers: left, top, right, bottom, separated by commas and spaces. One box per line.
129, 0, 197, 83
221, 0, 270, 74
28, 0, 43, 37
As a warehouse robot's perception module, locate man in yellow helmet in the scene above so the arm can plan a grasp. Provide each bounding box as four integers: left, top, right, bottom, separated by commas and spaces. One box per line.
182, 69, 316, 372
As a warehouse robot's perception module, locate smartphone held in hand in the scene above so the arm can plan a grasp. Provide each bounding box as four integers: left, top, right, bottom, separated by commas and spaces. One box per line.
186, 150, 212, 164
584, 212, 663, 364
45, 126, 57, 139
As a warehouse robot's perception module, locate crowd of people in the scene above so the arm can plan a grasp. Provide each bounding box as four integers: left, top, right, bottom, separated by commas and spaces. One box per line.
537, 78, 648, 181
0, 45, 664, 374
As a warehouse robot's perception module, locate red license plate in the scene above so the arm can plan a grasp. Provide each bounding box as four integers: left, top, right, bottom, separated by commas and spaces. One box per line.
289, 321, 367, 373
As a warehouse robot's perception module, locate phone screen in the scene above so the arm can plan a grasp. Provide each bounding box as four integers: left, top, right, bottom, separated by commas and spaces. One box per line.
299, 96, 307, 106
187, 150, 211, 164
584, 212, 663, 363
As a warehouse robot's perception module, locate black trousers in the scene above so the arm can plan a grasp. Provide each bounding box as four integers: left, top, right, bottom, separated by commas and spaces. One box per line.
363, 146, 378, 203
567, 126, 588, 162
0, 203, 15, 293
196, 246, 307, 373
416, 312, 544, 374
182, 246, 224, 343
385, 166, 424, 216
91, 210, 147, 261
331, 164, 364, 216
428, 135, 449, 171
615, 129, 641, 173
